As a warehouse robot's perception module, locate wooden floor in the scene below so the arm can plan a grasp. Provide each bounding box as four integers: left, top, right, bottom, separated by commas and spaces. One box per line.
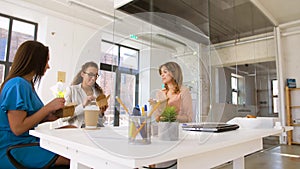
214, 142, 300, 169
148, 136, 300, 169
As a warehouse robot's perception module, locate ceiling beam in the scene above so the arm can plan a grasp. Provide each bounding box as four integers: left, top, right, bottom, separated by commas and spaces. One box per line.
279, 19, 300, 29
250, 0, 278, 26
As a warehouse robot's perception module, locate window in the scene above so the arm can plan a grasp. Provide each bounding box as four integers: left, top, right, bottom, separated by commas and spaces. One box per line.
272, 79, 278, 113
99, 40, 139, 126
231, 73, 238, 104
0, 13, 37, 84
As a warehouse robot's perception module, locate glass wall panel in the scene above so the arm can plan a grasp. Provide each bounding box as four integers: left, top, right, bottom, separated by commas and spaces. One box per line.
97, 70, 116, 125
112, 0, 276, 125
99, 39, 139, 126
108, 7, 205, 124
210, 0, 276, 121
120, 73, 135, 125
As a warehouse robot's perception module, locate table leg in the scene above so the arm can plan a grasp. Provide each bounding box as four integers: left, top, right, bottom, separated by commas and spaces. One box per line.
233, 157, 244, 169
70, 159, 79, 169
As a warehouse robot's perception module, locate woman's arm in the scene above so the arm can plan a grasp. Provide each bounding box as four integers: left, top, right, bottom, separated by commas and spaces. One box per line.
177, 87, 193, 123
8, 98, 65, 136
149, 90, 168, 122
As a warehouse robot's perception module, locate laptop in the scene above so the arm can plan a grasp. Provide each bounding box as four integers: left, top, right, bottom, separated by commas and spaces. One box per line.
182, 123, 239, 132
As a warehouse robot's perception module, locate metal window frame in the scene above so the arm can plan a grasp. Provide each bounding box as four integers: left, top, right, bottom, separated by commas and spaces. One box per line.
0, 13, 38, 79
101, 40, 140, 126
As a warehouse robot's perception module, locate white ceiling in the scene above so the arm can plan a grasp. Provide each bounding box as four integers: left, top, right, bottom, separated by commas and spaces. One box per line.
21, 0, 116, 27
258, 0, 300, 25
19, 0, 300, 28
15, 0, 300, 50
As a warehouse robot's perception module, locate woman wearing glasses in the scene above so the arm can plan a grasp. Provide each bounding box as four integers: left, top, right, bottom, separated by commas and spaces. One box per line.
65, 61, 108, 127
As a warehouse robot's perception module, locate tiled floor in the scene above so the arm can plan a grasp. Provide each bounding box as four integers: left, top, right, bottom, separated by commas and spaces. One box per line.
214, 138, 300, 169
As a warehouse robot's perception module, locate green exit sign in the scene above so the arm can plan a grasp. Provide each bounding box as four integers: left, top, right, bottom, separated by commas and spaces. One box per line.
130, 34, 138, 40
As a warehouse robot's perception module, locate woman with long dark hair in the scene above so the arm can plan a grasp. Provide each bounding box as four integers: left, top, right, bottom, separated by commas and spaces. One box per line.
0, 40, 69, 168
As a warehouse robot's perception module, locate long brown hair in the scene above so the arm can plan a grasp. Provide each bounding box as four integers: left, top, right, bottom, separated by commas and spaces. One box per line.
159, 61, 183, 94
0, 40, 49, 92
71, 61, 103, 94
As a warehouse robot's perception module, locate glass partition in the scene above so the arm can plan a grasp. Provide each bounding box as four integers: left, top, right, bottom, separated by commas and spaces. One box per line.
102, 11, 206, 125
109, 0, 276, 125
209, 0, 276, 122
78, 0, 277, 126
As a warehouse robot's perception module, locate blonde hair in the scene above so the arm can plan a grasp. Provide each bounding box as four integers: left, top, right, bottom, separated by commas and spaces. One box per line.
159, 62, 183, 94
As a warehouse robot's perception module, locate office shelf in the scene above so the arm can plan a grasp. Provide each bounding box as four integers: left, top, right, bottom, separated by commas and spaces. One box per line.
291, 142, 300, 145
285, 86, 300, 145
290, 106, 300, 109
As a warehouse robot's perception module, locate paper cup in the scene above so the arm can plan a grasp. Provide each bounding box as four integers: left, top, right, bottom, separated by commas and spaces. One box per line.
84, 110, 99, 128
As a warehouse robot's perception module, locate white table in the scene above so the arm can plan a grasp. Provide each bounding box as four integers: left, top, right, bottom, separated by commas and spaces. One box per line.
30, 126, 288, 169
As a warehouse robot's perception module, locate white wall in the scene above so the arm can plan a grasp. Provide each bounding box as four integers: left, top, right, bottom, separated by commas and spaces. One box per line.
0, 0, 99, 103
211, 37, 275, 67
282, 31, 300, 84
280, 27, 300, 123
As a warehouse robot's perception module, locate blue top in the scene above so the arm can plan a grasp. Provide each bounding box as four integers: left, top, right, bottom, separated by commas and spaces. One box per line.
0, 77, 56, 168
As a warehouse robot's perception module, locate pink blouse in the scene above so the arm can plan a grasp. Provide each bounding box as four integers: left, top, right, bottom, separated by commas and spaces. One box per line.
155, 86, 193, 123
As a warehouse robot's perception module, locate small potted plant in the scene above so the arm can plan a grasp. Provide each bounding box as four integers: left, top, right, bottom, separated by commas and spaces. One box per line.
158, 106, 179, 141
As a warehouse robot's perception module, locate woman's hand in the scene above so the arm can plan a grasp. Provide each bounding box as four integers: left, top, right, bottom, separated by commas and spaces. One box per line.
43, 111, 59, 122
43, 98, 65, 121
148, 98, 157, 106
99, 105, 108, 116
45, 98, 65, 112
83, 95, 96, 107
8, 98, 65, 136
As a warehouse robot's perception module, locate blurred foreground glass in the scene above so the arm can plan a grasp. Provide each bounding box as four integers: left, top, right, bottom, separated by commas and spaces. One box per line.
128, 116, 151, 145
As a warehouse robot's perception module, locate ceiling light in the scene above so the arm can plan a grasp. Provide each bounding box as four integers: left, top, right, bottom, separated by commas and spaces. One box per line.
68, 0, 118, 21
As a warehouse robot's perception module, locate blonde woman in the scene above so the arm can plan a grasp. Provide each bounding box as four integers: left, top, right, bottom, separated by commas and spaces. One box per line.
151, 61, 193, 123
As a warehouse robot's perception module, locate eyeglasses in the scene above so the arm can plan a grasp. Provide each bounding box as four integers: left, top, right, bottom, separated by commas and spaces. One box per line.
83, 72, 99, 78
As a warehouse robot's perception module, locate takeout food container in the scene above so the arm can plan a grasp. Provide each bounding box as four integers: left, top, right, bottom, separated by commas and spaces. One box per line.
96, 94, 110, 107
53, 103, 76, 118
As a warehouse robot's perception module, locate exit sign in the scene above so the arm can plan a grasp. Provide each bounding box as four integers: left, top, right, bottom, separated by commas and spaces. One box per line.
130, 34, 138, 40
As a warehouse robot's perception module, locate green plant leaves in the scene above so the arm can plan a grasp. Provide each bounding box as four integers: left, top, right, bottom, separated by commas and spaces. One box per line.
160, 106, 177, 122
